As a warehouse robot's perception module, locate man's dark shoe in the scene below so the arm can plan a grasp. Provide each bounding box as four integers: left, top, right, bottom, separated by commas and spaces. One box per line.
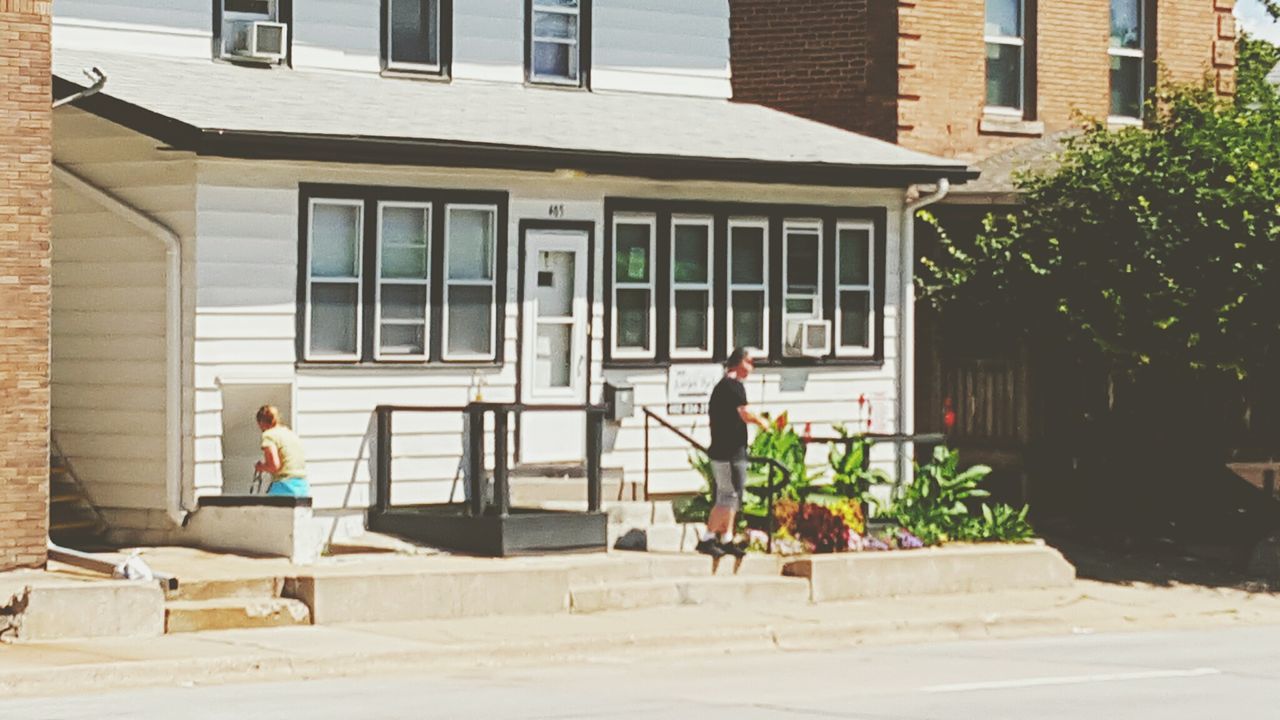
695, 537, 726, 558
718, 539, 747, 559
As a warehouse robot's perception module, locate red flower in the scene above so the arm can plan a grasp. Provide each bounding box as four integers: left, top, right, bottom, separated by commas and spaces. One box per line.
803, 422, 812, 441
776, 411, 789, 430
943, 397, 956, 431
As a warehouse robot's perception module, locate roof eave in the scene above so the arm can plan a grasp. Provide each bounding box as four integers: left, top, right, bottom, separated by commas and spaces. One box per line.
54, 79, 977, 188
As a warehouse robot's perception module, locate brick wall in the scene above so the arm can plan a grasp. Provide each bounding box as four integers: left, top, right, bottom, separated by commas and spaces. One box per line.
730, 0, 1233, 163
728, 0, 898, 142
0, 0, 51, 571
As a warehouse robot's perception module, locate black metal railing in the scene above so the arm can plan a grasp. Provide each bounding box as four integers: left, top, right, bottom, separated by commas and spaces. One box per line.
641, 407, 792, 552
373, 402, 609, 519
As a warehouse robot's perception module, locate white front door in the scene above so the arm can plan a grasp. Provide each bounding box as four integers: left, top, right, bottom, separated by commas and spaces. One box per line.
519, 228, 589, 463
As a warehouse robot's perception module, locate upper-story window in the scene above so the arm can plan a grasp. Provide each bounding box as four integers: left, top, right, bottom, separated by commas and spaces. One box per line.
1109, 0, 1147, 119
216, 0, 289, 63
384, 0, 450, 75
528, 0, 589, 86
984, 0, 1027, 113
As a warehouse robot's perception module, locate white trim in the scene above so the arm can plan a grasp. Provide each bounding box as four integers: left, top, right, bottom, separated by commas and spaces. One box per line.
304, 198, 364, 363
782, 218, 823, 323
374, 201, 431, 362
983, 0, 1026, 113
726, 217, 769, 356
610, 213, 657, 360
442, 203, 499, 362
522, 230, 589, 404
669, 215, 714, 359
529, 0, 583, 85
1108, 0, 1146, 119
384, 0, 444, 74
834, 219, 875, 358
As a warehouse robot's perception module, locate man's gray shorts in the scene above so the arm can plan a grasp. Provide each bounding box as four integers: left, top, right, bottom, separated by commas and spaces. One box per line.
711, 459, 748, 509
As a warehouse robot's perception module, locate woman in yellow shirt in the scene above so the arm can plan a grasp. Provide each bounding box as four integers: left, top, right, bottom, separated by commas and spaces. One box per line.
254, 405, 310, 498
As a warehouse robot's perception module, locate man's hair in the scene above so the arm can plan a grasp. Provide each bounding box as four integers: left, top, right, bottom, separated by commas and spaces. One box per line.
725, 347, 750, 369
256, 405, 280, 428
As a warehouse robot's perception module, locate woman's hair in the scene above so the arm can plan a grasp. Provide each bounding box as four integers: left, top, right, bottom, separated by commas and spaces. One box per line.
256, 405, 281, 428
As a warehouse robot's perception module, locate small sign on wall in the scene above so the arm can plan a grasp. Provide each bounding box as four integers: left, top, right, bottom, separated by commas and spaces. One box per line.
666, 364, 723, 415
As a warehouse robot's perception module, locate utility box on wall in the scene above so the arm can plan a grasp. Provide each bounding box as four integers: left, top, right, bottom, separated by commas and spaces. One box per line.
604, 382, 634, 422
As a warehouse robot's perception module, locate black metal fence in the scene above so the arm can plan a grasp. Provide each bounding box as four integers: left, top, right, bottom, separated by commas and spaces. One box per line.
373, 402, 608, 518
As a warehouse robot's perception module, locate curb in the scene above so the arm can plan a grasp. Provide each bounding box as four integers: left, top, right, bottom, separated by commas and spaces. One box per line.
0, 611, 1075, 698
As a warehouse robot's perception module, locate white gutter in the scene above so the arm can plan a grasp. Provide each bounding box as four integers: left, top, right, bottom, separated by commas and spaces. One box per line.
51, 162, 192, 526
898, 179, 950, 485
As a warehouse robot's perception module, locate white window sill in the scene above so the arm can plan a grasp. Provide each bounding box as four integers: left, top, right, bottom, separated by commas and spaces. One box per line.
979, 111, 1045, 137
1107, 115, 1144, 129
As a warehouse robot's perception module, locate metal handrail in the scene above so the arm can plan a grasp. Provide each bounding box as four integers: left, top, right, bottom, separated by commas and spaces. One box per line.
641, 407, 792, 552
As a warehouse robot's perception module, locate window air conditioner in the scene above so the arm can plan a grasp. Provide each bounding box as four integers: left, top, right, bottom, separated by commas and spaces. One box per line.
784, 319, 832, 358
228, 20, 288, 63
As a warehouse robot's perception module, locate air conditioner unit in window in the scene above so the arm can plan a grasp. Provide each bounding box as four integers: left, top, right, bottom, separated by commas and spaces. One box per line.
784, 319, 832, 358
228, 20, 288, 63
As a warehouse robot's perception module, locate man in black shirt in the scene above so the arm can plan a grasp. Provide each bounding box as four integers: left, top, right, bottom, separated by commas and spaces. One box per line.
698, 347, 768, 558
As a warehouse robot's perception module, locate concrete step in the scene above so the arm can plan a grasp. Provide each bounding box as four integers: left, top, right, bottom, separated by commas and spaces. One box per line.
169, 577, 285, 602
532, 500, 677, 526
510, 478, 644, 504
610, 523, 705, 553
164, 597, 311, 633
569, 575, 811, 613
566, 552, 783, 586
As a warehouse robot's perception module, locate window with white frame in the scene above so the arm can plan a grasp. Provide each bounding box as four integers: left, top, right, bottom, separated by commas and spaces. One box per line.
443, 206, 498, 360
835, 221, 874, 355
728, 218, 768, 354
306, 199, 364, 360
385, 0, 444, 72
218, 0, 281, 57
671, 216, 713, 358
528, 0, 586, 85
375, 202, 430, 359
301, 187, 505, 364
984, 0, 1025, 112
1109, 0, 1145, 119
611, 214, 655, 359
783, 220, 822, 327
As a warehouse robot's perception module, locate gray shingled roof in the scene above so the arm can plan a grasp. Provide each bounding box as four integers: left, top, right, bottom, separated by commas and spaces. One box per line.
53, 48, 973, 182
946, 131, 1078, 201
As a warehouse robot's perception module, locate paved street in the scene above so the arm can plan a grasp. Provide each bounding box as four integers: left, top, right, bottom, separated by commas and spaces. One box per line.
6, 625, 1280, 719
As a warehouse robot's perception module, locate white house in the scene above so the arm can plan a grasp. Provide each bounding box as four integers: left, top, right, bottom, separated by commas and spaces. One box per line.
49, 0, 974, 555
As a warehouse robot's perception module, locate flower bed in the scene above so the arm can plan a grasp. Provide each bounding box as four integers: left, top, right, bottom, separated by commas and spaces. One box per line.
685, 413, 1037, 555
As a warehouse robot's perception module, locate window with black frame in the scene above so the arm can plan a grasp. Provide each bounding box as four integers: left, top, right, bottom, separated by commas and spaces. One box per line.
384, 0, 447, 74
301, 187, 504, 364
528, 0, 587, 86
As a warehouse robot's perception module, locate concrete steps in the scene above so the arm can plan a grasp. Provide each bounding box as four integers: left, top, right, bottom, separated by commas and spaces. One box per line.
570, 575, 811, 613
165, 597, 311, 633
164, 576, 310, 633
526, 500, 705, 553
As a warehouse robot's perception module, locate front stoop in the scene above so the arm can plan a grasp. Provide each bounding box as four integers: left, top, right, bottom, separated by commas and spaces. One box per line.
164, 597, 311, 633
570, 576, 811, 613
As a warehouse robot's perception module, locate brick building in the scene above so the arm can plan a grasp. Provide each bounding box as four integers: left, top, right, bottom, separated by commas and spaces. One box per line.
730, 0, 1237, 507
0, 0, 52, 571
730, 0, 1236, 160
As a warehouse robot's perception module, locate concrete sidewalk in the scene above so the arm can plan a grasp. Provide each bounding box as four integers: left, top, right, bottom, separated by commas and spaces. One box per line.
5, 578, 1280, 698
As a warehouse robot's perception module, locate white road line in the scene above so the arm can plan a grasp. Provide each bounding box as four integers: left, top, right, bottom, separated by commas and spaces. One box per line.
921, 667, 1222, 694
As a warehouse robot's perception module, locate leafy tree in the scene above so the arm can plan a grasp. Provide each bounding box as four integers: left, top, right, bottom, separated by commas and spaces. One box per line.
1236, 31, 1280, 107
919, 81, 1280, 384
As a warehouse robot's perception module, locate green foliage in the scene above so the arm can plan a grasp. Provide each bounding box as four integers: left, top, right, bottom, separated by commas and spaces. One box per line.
920, 79, 1280, 383
959, 503, 1037, 542
1236, 32, 1280, 108
805, 425, 891, 516
888, 446, 991, 545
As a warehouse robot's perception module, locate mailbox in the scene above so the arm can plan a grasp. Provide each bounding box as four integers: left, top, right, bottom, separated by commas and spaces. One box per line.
604, 382, 634, 421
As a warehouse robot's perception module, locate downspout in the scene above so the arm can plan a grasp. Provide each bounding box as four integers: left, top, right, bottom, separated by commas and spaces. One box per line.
898, 179, 950, 485
51, 162, 192, 526
52, 67, 106, 109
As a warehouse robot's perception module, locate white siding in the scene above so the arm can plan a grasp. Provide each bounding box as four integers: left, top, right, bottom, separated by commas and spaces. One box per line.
51, 109, 197, 523
54, 0, 733, 98
592, 0, 732, 98
194, 157, 905, 511
54, 0, 211, 59
453, 0, 526, 83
